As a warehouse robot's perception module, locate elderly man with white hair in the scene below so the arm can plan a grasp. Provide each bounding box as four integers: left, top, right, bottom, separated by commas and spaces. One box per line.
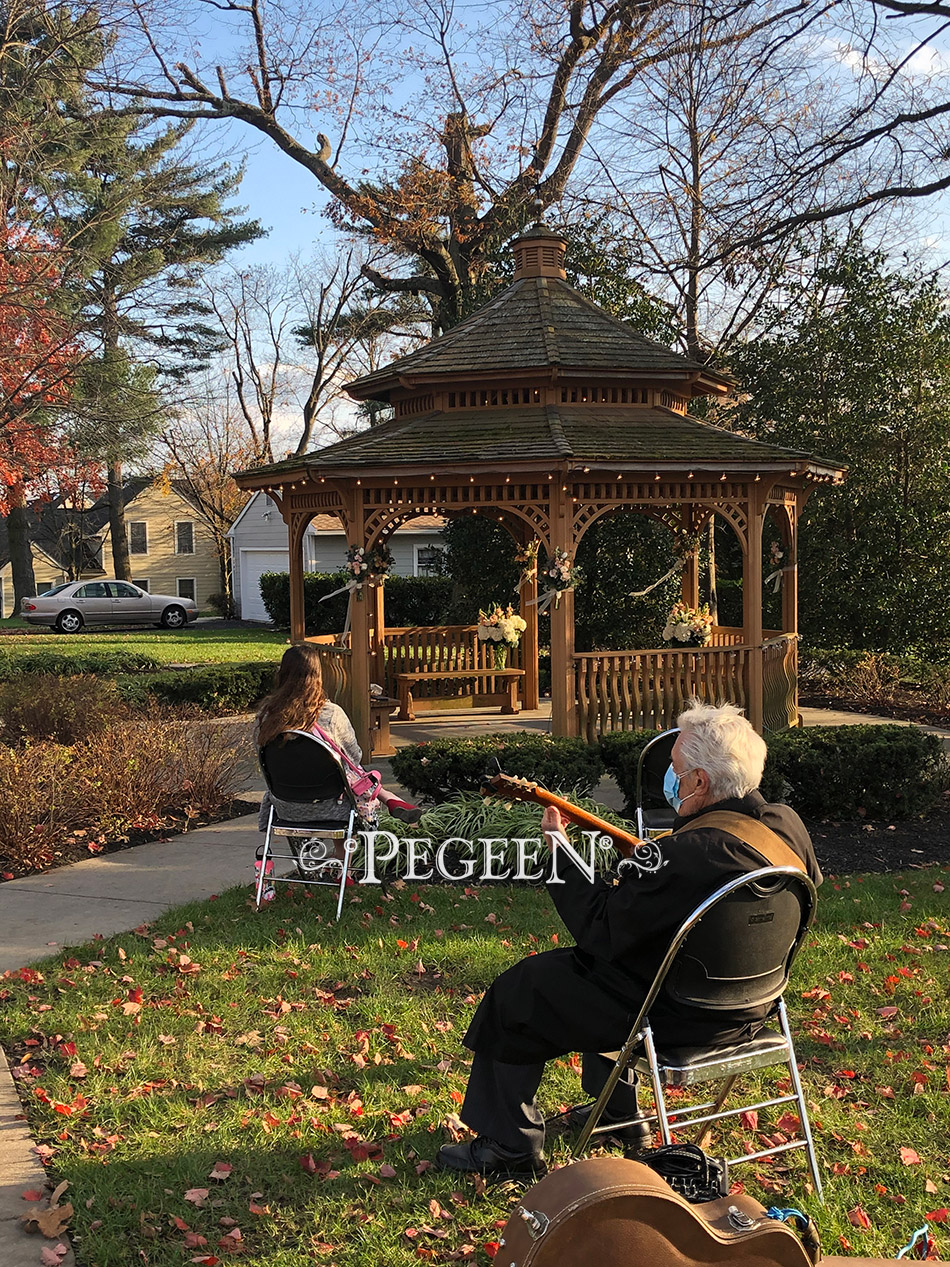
436, 700, 822, 1179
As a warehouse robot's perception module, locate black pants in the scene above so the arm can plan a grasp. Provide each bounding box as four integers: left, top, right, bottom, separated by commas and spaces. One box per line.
460, 1051, 640, 1155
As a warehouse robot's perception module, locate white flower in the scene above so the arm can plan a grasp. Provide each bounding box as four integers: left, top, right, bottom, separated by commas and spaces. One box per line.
674, 625, 691, 642
662, 624, 674, 640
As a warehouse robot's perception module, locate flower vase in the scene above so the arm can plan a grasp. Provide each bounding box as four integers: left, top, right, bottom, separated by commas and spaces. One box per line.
493, 644, 508, 670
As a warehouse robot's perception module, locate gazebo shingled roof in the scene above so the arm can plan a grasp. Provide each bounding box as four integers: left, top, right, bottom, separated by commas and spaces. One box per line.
234, 222, 846, 753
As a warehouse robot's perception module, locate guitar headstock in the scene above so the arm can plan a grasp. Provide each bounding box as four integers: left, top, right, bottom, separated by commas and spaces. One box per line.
484, 771, 542, 802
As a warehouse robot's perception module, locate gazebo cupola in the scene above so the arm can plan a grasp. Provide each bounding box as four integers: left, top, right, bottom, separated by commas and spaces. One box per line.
234, 223, 845, 757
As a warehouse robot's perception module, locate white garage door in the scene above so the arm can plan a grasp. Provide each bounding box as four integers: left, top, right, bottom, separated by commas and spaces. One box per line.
240, 549, 289, 622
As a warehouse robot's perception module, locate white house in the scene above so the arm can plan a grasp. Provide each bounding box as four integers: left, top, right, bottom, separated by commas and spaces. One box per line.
229, 491, 447, 622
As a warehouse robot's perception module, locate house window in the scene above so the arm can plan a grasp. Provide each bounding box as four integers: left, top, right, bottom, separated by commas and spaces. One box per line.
414, 544, 446, 576
137, 579, 150, 593
175, 520, 195, 554
177, 578, 196, 602
128, 522, 148, 554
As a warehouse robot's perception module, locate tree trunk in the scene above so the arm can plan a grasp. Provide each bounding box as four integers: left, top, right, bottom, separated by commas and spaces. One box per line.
707, 517, 718, 624
7, 485, 36, 613
107, 459, 131, 580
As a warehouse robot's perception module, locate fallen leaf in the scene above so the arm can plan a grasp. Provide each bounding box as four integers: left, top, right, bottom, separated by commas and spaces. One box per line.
208, 1162, 233, 1181
21, 1190, 44, 1202
184, 1188, 210, 1206
899, 1147, 922, 1165
847, 1205, 871, 1230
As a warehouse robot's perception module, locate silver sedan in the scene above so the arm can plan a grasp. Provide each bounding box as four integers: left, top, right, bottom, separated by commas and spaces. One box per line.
20, 580, 199, 632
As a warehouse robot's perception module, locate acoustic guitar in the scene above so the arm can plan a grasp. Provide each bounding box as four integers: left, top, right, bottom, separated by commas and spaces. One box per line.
485, 771, 656, 860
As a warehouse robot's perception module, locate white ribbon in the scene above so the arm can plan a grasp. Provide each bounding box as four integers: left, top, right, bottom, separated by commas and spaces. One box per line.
527, 588, 560, 613
629, 560, 682, 599
320, 578, 362, 601
765, 564, 795, 594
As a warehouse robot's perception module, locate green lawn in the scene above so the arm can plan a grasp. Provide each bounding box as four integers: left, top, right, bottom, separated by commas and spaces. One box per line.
1, 871, 948, 1265
0, 626, 288, 665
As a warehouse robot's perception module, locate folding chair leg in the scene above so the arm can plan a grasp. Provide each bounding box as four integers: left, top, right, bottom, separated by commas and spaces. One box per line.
333, 811, 357, 922
255, 810, 275, 911
693, 1074, 738, 1151
777, 998, 824, 1202
571, 1029, 644, 1159
642, 1025, 673, 1144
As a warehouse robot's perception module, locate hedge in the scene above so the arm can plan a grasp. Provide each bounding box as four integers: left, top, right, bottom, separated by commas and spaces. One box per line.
117, 661, 278, 713
390, 732, 604, 801
0, 648, 162, 679
258, 572, 454, 632
599, 723, 946, 821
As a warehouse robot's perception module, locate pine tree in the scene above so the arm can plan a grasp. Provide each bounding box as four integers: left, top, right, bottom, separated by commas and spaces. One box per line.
62, 117, 262, 579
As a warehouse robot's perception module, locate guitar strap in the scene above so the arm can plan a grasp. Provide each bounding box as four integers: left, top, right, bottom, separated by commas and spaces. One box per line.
674, 810, 806, 874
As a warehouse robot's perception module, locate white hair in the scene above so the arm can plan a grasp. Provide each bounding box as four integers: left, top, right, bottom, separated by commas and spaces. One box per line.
675, 700, 767, 800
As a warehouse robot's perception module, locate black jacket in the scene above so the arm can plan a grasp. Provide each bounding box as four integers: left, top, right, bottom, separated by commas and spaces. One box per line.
463, 791, 820, 1063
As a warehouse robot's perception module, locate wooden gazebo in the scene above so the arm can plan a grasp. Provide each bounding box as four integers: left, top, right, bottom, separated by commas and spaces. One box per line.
234, 225, 845, 757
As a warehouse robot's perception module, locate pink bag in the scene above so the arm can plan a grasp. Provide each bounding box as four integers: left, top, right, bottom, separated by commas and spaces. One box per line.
311, 723, 381, 801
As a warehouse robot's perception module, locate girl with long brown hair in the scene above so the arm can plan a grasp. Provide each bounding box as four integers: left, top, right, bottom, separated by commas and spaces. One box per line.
255, 644, 420, 899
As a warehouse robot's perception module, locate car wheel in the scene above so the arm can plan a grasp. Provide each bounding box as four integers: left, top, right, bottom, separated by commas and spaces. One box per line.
161, 605, 186, 629
55, 610, 83, 634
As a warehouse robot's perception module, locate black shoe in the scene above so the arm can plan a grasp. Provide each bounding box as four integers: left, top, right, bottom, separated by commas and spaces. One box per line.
562, 1103, 653, 1151
388, 803, 424, 825
435, 1136, 546, 1178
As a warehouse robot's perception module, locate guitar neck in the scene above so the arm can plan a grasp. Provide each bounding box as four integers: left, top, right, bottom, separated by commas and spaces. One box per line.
488, 776, 645, 857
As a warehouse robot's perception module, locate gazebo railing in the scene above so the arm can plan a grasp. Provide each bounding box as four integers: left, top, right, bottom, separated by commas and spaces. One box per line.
379, 625, 523, 701
304, 634, 354, 717
573, 645, 751, 741
762, 633, 799, 732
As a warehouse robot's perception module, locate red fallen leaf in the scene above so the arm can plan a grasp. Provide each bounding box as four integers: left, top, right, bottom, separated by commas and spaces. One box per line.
739, 1110, 758, 1130
926, 1209, 949, 1222
184, 1188, 210, 1206
171, 1215, 191, 1231
379, 1164, 397, 1178
21, 1189, 44, 1201
848, 1205, 872, 1230
484, 1242, 500, 1259
839, 1237, 853, 1252
876, 1006, 899, 1019
900, 1147, 922, 1165
298, 1153, 318, 1174
934, 882, 945, 893
876, 1086, 895, 1099
208, 1161, 233, 1181
774, 1113, 800, 1132
184, 1232, 208, 1248
191, 1256, 220, 1265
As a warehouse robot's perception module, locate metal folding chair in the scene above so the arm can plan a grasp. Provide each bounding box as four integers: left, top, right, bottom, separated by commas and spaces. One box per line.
572, 865, 823, 1200
257, 729, 359, 920
636, 727, 679, 839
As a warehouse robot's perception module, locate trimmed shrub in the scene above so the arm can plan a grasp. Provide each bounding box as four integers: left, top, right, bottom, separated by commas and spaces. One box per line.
390, 731, 604, 801
597, 729, 661, 817
257, 572, 453, 632
600, 723, 945, 821
0, 648, 162, 679
132, 661, 277, 712
0, 675, 126, 746
765, 724, 945, 820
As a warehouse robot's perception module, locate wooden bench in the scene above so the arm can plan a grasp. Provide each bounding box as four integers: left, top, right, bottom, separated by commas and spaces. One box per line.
395, 668, 525, 721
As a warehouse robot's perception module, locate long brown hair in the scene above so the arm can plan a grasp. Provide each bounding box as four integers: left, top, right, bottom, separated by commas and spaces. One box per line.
256, 644, 329, 748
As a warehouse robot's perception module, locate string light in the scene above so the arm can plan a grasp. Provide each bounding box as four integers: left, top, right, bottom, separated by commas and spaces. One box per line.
720, 473, 727, 481
654, 473, 661, 481
754, 474, 761, 481
687, 472, 694, 479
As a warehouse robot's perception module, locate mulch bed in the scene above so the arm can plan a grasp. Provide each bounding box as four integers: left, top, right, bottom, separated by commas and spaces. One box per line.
801, 690, 950, 730
803, 798, 950, 877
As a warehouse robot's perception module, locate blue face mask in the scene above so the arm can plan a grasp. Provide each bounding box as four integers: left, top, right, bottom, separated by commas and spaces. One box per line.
664, 763, 697, 813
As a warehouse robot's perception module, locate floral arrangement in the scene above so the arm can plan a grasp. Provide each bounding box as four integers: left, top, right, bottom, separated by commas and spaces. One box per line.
344, 543, 393, 597
516, 538, 539, 584
545, 547, 579, 593
662, 601, 714, 647
477, 604, 527, 648
766, 540, 785, 593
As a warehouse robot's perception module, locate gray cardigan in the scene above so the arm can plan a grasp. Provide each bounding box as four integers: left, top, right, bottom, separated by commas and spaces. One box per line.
256, 701, 363, 829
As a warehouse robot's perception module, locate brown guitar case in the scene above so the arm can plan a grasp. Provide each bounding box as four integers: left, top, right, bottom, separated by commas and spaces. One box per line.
496, 1157, 818, 1267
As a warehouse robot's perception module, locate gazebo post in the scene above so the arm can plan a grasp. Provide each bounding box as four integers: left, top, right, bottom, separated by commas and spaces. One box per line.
743, 486, 766, 732
371, 581, 387, 689
288, 515, 307, 644
519, 561, 540, 711
549, 480, 577, 737
782, 511, 798, 636
681, 544, 701, 609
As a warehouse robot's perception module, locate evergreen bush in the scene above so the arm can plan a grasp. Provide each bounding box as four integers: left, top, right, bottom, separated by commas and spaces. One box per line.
390, 732, 604, 801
